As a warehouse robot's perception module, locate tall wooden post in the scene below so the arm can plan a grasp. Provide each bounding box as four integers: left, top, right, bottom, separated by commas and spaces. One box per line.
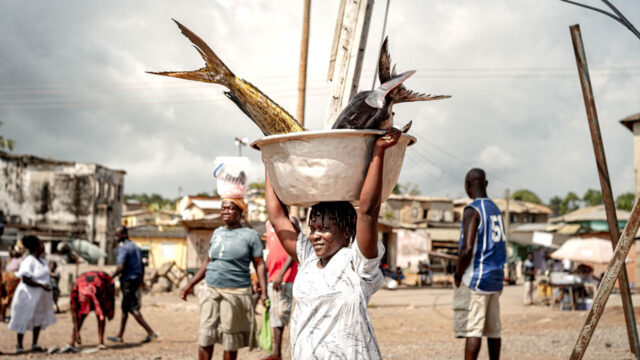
291, 0, 312, 220
297, 0, 311, 126
324, 0, 375, 129
569, 24, 640, 359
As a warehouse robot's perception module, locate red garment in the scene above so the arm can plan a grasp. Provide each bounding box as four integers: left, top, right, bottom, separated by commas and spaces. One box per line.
70, 271, 115, 321
266, 221, 298, 283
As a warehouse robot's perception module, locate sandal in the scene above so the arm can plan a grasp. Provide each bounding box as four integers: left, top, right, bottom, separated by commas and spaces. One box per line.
107, 336, 123, 343
141, 333, 158, 343
31, 345, 45, 353
16, 347, 26, 354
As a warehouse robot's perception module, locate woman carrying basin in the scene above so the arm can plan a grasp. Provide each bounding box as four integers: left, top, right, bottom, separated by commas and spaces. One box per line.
265, 128, 401, 360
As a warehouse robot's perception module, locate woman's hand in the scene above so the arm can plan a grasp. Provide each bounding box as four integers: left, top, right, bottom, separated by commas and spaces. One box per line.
272, 275, 283, 292
179, 285, 193, 301
374, 127, 402, 151
42, 283, 52, 291
260, 292, 269, 309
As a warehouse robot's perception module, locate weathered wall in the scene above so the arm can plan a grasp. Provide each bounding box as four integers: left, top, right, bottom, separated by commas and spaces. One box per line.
131, 236, 188, 269
186, 229, 214, 269
0, 153, 124, 263
383, 199, 454, 224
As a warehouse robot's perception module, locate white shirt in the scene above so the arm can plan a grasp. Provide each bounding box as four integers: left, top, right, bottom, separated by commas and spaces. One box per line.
8, 255, 57, 333
290, 233, 385, 360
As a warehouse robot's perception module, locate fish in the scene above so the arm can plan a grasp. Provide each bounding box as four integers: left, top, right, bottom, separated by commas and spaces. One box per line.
332, 37, 451, 130
148, 19, 305, 136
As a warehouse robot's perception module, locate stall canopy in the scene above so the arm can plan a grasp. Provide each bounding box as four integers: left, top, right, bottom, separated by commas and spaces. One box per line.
551, 237, 629, 264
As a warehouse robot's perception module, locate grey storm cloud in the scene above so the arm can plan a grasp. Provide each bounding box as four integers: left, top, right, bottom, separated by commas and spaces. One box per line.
1, 0, 639, 201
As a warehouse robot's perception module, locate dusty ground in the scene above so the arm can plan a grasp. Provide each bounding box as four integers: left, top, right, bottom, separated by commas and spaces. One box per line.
0, 284, 637, 359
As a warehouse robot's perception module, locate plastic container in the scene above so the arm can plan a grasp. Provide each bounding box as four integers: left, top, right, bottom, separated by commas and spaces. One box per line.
213, 156, 249, 198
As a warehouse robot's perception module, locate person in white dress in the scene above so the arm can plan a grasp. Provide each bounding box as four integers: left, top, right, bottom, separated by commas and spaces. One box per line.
8, 235, 57, 353
265, 128, 401, 360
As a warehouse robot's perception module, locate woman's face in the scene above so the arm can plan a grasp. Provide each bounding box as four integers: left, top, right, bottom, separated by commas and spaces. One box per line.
221, 200, 242, 226
308, 214, 349, 261
35, 239, 45, 257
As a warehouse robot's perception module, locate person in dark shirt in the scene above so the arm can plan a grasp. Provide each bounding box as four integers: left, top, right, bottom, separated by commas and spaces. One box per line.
49, 262, 60, 313
108, 226, 157, 344
523, 253, 536, 305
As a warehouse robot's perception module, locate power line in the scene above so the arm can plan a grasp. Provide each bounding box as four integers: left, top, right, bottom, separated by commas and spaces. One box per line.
1, 65, 639, 91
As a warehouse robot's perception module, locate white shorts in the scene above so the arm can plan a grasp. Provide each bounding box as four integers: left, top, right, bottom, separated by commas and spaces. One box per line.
453, 283, 501, 338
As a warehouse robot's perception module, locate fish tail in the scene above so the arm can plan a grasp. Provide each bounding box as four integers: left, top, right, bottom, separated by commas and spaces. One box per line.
148, 19, 234, 87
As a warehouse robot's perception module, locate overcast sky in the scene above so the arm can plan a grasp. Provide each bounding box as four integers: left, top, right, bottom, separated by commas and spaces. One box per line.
1, 0, 639, 202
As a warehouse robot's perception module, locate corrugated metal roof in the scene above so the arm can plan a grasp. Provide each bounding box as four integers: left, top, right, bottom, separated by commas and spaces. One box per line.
128, 225, 185, 238
557, 224, 582, 235
454, 197, 552, 214
556, 205, 630, 222
387, 194, 452, 203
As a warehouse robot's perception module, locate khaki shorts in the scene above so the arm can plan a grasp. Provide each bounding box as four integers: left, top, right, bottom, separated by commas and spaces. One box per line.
267, 282, 293, 328
198, 286, 256, 350
453, 283, 501, 338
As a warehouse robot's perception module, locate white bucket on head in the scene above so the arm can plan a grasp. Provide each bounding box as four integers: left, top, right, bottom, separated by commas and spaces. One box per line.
213, 156, 250, 198
251, 129, 416, 207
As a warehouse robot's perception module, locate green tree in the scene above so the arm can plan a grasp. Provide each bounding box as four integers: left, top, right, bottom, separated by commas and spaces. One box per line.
548, 196, 563, 215
393, 182, 420, 196
511, 189, 542, 204
561, 192, 581, 214
248, 182, 265, 191
124, 193, 174, 210
0, 121, 14, 151
616, 192, 635, 211
582, 189, 603, 207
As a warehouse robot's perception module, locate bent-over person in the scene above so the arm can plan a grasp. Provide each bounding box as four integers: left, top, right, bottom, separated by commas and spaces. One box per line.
70, 271, 115, 348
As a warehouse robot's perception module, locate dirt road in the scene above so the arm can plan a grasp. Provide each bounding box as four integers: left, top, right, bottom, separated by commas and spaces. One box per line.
0, 284, 635, 359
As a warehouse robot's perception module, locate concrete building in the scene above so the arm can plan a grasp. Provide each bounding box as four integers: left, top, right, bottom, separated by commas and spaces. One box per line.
128, 225, 187, 269
381, 195, 455, 224
176, 195, 221, 220
378, 195, 459, 277
0, 152, 125, 264
620, 112, 640, 201
122, 209, 181, 227
181, 215, 224, 269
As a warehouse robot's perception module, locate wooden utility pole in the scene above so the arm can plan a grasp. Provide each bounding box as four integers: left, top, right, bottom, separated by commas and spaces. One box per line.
324, 0, 375, 129
569, 24, 640, 359
297, 0, 311, 126
291, 0, 312, 219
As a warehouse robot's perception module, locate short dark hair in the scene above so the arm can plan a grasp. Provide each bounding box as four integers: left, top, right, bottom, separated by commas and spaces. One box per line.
22, 235, 40, 253
309, 201, 357, 243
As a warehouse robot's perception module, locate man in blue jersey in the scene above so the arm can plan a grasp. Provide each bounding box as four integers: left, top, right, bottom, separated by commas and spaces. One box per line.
454, 168, 506, 360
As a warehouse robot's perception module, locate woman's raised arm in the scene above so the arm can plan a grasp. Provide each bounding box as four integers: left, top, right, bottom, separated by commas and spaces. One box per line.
265, 173, 300, 261
356, 128, 401, 259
